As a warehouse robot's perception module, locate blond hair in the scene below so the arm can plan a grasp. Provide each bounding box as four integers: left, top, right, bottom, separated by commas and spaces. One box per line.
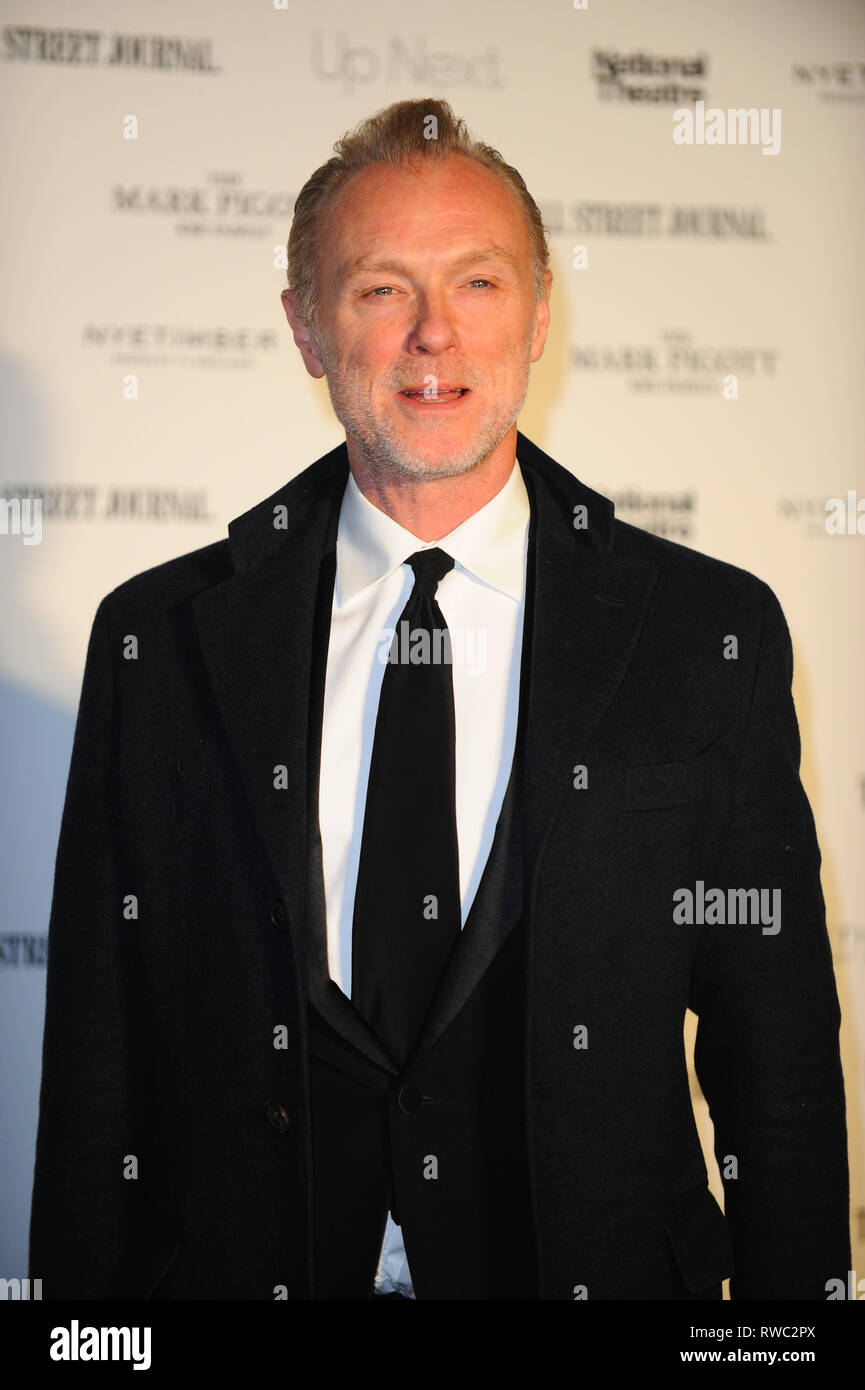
286, 97, 550, 347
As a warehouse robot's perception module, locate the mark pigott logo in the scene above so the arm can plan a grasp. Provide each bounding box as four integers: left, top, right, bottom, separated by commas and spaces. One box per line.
570, 328, 777, 397
111, 170, 295, 241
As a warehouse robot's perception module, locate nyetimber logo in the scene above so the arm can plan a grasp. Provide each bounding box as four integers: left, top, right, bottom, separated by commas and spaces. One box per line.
50, 1320, 151, 1370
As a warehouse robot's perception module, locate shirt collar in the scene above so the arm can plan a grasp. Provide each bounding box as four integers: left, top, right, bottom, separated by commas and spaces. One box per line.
335, 456, 530, 607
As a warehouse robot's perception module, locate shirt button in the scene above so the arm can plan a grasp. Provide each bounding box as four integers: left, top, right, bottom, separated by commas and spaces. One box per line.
265, 1101, 291, 1133
268, 899, 289, 932
396, 1085, 423, 1115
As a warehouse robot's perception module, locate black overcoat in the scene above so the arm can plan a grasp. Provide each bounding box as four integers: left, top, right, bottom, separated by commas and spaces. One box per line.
29, 431, 850, 1299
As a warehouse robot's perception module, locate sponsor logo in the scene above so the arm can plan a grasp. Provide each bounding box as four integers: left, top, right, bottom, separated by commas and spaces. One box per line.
0, 483, 212, 523
540, 201, 769, 240
592, 49, 707, 104
2, 26, 218, 70
792, 62, 865, 103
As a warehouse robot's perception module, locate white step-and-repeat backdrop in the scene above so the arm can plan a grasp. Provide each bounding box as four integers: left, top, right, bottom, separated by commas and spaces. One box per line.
1, 0, 863, 1295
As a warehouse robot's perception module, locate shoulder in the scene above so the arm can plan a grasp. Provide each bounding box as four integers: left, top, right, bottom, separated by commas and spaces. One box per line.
518, 431, 784, 630
96, 538, 233, 627
614, 516, 777, 613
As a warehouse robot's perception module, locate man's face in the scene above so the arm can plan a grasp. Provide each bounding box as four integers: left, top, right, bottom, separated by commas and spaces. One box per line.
284, 153, 551, 482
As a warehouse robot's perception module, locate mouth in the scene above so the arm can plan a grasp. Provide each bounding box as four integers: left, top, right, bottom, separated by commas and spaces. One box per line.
398, 386, 470, 408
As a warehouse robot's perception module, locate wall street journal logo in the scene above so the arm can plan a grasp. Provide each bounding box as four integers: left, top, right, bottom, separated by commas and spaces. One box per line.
2, 27, 218, 71
540, 200, 768, 240
1, 484, 211, 523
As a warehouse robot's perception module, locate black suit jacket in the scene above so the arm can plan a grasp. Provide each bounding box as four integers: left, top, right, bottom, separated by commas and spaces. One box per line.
29, 430, 850, 1299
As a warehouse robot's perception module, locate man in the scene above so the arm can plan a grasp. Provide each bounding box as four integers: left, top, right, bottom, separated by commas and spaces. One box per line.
30, 97, 849, 1300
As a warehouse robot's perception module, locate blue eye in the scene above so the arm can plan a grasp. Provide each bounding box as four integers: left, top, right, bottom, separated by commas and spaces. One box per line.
369, 286, 394, 296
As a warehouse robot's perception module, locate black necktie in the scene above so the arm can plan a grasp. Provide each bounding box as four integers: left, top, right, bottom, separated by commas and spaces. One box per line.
351, 548, 461, 1066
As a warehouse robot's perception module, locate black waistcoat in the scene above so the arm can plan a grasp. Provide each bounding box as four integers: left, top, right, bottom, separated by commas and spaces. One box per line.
304, 473, 539, 1300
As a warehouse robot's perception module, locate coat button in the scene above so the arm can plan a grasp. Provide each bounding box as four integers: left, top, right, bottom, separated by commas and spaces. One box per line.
269, 898, 289, 932
265, 1100, 291, 1133
396, 1085, 422, 1115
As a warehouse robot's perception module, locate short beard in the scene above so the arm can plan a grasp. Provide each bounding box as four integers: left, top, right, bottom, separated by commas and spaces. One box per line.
350, 388, 529, 483
316, 329, 534, 484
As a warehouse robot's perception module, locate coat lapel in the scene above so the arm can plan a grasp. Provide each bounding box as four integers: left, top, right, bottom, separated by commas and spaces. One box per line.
515, 433, 659, 887
189, 443, 347, 977
191, 440, 399, 1074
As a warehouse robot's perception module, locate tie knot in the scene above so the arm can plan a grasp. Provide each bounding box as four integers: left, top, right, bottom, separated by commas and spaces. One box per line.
406, 547, 454, 598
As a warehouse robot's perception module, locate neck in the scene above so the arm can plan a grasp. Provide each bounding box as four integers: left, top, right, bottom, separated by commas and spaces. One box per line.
346, 427, 517, 541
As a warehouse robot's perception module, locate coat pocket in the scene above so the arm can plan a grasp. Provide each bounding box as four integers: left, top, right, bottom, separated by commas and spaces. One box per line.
662, 1182, 734, 1294
625, 756, 708, 811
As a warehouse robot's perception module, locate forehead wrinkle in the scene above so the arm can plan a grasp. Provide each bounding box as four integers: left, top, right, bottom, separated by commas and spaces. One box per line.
336, 243, 522, 289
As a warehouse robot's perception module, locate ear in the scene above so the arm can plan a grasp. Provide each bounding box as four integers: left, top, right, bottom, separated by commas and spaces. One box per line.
529, 269, 553, 364
281, 288, 327, 379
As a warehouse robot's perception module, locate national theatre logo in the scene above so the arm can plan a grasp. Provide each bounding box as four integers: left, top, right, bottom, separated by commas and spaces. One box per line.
592, 49, 707, 104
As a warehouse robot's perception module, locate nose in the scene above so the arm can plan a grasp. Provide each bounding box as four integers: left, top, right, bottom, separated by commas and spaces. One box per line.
405, 286, 460, 357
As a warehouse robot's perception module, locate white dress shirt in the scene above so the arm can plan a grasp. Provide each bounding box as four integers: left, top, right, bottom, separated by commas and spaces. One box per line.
317, 454, 530, 1298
